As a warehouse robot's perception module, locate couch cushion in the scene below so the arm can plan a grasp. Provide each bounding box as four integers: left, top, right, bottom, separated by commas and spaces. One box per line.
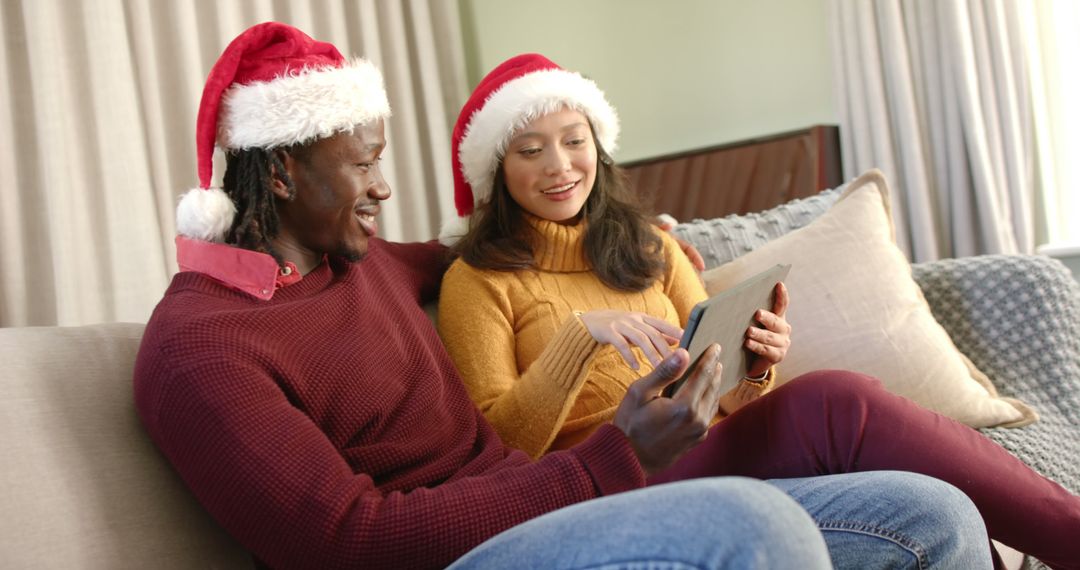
699, 169, 1036, 429
0, 323, 250, 568
672, 184, 844, 269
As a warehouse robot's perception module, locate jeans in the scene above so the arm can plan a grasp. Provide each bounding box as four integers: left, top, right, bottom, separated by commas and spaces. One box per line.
448, 471, 990, 569
768, 472, 991, 569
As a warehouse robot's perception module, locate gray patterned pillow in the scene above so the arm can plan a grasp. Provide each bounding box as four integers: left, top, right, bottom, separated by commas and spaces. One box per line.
672, 184, 846, 270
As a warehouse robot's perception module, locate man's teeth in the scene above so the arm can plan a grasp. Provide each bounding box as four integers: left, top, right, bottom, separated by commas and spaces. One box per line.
542, 181, 576, 194
356, 212, 375, 222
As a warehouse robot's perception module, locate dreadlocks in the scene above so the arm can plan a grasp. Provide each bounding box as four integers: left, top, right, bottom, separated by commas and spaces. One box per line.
221, 148, 295, 266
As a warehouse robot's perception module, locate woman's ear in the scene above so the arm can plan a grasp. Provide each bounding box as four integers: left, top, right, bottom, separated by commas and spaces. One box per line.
269, 149, 295, 200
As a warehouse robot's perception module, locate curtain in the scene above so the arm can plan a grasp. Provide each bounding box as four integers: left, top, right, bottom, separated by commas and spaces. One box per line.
827, 0, 1070, 262
1027, 0, 1080, 249
0, 0, 467, 327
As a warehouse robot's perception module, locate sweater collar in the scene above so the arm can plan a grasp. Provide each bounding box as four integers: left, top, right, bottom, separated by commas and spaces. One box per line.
525, 214, 591, 272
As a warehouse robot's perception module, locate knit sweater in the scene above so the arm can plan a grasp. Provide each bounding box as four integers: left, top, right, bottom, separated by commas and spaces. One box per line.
133, 238, 645, 570
438, 217, 709, 458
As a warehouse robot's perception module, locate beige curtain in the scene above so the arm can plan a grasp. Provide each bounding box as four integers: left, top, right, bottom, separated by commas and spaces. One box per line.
0, 0, 467, 327
1027, 0, 1080, 249
827, 0, 1071, 262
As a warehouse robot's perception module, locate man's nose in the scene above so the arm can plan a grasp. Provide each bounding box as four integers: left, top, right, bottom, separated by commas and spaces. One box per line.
369, 169, 391, 200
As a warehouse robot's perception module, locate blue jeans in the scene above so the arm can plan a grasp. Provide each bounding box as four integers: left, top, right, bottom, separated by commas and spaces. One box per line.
768, 472, 992, 569
448, 471, 991, 569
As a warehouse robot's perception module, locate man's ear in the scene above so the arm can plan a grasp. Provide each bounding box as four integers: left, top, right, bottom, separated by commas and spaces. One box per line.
269, 149, 295, 200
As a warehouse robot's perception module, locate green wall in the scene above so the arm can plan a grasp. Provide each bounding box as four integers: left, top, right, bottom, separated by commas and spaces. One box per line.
459, 0, 837, 162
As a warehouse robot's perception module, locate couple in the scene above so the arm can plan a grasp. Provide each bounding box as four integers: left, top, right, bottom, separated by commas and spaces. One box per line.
134, 22, 1079, 569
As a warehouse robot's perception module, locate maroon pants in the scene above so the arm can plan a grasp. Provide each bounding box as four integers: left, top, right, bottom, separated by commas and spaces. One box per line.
648, 370, 1080, 570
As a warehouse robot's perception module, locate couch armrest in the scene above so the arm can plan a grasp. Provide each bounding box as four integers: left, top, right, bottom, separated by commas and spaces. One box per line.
912, 254, 1080, 494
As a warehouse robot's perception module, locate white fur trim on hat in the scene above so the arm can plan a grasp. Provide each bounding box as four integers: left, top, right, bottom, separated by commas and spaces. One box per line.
176, 187, 236, 242
438, 214, 471, 247
218, 57, 391, 150
458, 68, 619, 211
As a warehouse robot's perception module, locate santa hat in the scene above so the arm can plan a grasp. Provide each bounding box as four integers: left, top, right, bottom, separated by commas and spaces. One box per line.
176, 22, 391, 242
440, 53, 619, 245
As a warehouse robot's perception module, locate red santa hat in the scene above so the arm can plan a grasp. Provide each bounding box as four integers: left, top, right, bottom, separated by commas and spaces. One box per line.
177, 22, 391, 242
440, 53, 619, 245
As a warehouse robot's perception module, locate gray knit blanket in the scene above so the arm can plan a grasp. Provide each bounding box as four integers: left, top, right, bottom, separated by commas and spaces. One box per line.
913, 255, 1080, 570
913, 255, 1080, 495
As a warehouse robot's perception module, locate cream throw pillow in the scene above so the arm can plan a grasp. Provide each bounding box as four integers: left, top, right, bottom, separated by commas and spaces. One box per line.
701, 169, 1036, 428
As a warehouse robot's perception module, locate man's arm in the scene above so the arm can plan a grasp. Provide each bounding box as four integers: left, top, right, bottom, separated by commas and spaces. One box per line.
655, 215, 705, 272
381, 239, 452, 303
135, 350, 641, 570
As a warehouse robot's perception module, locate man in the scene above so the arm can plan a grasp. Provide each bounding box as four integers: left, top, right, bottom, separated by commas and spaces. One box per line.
134, 22, 989, 569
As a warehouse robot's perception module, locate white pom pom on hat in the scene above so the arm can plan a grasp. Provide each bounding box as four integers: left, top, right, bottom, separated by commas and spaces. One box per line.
176, 187, 236, 242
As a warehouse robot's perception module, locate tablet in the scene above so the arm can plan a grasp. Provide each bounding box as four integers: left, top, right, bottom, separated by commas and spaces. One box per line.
663, 263, 791, 399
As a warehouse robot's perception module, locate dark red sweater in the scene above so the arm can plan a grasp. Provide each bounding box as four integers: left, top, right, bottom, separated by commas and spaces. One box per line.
134, 239, 645, 569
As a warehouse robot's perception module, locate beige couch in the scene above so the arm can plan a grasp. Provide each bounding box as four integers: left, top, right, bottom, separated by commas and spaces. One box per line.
0, 310, 1042, 569
0, 323, 251, 569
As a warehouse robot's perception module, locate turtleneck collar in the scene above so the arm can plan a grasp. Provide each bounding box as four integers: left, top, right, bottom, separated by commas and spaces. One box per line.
524, 213, 592, 272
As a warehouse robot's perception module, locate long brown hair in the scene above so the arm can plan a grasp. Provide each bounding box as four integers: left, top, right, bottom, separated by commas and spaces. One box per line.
452, 135, 665, 292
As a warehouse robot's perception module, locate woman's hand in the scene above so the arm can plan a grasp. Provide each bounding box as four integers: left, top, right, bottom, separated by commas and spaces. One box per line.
744, 282, 792, 378
578, 310, 682, 370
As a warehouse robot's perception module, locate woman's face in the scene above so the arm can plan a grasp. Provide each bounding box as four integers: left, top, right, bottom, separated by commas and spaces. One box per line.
501, 108, 598, 224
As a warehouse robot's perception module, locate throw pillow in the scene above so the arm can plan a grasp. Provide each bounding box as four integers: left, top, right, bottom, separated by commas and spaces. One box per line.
672, 185, 845, 270
700, 169, 1036, 429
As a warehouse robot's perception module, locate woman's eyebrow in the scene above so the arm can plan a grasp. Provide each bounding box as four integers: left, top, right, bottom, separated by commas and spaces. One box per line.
511, 122, 590, 142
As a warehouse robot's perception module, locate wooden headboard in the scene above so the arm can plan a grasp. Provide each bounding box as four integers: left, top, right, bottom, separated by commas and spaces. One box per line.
622, 125, 842, 222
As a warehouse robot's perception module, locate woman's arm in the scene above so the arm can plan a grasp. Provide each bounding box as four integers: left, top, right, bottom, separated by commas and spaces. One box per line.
658, 230, 709, 325
380, 239, 452, 304
438, 261, 597, 457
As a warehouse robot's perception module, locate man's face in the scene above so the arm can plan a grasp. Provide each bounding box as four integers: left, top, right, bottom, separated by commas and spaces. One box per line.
273, 120, 390, 265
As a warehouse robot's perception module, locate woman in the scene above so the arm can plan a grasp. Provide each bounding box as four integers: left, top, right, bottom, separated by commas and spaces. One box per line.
440, 63, 780, 457
438, 53, 1079, 569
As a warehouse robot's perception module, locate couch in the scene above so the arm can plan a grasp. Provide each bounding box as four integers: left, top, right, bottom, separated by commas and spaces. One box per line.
3, 217, 1077, 569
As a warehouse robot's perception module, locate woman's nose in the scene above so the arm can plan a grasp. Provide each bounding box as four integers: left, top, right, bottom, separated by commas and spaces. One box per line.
543, 148, 571, 175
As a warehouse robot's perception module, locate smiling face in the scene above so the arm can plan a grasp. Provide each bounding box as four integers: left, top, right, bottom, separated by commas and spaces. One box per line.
501, 108, 598, 224
272, 120, 389, 271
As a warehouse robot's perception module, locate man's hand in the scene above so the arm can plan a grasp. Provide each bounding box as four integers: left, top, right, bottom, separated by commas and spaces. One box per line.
612, 344, 724, 475
655, 216, 706, 272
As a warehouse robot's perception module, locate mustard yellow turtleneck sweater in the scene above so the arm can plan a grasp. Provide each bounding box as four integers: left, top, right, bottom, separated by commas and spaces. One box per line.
438, 216, 708, 458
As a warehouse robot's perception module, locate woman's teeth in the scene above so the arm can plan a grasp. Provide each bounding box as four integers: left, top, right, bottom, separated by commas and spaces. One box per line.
542, 181, 577, 194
